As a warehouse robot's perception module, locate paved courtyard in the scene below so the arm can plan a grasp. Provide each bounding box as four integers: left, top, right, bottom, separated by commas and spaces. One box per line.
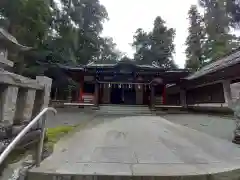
30, 114, 240, 179
48, 109, 236, 141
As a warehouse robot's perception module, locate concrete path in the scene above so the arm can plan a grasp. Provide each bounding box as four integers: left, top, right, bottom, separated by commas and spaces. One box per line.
29, 115, 240, 179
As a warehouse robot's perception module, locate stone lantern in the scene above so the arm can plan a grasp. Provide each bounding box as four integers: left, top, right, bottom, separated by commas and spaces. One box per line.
0, 28, 31, 69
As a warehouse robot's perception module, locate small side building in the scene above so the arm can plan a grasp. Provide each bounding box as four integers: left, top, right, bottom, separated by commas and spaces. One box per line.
166, 48, 240, 112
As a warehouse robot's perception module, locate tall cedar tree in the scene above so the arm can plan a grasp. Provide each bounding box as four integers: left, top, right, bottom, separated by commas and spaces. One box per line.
133, 28, 152, 65
185, 5, 205, 71
133, 16, 176, 69
199, 0, 239, 62
150, 17, 176, 68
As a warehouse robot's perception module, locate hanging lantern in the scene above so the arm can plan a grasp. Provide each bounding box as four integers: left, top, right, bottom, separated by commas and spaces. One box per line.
138, 84, 141, 89
108, 83, 111, 88
119, 84, 121, 88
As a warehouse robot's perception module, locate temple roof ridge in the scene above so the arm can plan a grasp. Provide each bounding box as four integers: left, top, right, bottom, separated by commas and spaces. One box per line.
85, 60, 162, 69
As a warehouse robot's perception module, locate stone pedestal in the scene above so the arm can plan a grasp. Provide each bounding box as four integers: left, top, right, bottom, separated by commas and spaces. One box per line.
14, 89, 36, 124
0, 86, 19, 125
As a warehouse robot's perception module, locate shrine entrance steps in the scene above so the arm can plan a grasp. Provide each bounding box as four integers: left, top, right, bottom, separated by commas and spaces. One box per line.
97, 104, 153, 115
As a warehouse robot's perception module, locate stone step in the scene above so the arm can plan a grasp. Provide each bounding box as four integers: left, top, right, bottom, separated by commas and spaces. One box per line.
98, 105, 152, 115
26, 173, 211, 180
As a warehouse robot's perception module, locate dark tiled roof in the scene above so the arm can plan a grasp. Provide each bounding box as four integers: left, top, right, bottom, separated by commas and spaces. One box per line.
186, 48, 240, 80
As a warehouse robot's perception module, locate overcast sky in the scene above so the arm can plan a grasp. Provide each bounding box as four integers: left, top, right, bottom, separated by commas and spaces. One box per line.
100, 0, 198, 68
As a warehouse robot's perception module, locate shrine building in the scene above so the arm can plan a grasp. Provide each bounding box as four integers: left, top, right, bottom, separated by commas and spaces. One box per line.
60, 60, 190, 108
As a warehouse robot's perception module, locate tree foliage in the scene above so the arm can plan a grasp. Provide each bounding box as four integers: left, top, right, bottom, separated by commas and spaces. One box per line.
132, 28, 152, 65
185, 0, 240, 71
0, 0, 52, 46
97, 37, 123, 64
132, 16, 176, 69
0, 0, 53, 74
226, 0, 240, 27
185, 5, 205, 71
199, 0, 240, 62
0, 0, 120, 77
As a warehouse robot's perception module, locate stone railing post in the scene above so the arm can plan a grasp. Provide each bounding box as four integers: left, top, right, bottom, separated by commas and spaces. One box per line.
0, 86, 19, 126
14, 89, 36, 124
32, 76, 52, 118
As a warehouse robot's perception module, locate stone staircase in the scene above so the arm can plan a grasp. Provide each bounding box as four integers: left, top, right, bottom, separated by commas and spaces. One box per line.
155, 96, 163, 105
97, 105, 153, 115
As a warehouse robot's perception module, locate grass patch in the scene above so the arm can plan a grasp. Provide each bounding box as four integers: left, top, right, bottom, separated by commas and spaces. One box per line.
46, 125, 76, 146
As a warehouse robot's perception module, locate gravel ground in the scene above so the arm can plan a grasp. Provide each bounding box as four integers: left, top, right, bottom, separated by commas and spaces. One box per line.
162, 113, 235, 141
46, 107, 96, 128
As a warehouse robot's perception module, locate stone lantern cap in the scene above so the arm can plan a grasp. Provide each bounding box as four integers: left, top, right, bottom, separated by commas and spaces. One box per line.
0, 28, 32, 51
0, 28, 32, 68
